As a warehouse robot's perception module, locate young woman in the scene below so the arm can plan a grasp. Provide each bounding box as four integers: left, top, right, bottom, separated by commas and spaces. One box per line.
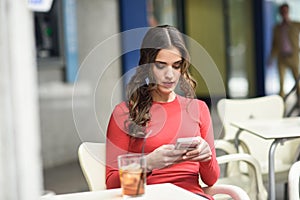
105, 25, 220, 200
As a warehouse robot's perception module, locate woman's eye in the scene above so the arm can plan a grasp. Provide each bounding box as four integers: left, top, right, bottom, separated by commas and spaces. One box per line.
172, 63, 181, 70
154, 61, 182, 70
154, 62, 166, 69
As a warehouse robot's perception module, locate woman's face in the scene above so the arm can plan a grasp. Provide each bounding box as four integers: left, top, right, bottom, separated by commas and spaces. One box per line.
152, 47, 182, 101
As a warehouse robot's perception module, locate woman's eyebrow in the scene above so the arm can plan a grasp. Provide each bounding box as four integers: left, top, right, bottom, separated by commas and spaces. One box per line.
154, 59, 182, 64
173, 60, 182, 64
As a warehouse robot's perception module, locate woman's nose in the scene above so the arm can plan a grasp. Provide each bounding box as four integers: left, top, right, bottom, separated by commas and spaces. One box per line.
165, 66, 174, 79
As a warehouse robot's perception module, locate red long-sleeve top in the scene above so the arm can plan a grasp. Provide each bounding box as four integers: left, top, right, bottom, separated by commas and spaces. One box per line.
106, 95, 220, 199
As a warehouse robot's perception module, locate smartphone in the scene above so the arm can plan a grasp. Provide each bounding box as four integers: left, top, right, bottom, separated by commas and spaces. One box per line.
175, 137, 199, 151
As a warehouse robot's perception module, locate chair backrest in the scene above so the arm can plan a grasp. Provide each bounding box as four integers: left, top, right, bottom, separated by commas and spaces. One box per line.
78, 142, 106, 191
288, 161, 300, 200
217, 95, 285, 140
217, 95, 300, 177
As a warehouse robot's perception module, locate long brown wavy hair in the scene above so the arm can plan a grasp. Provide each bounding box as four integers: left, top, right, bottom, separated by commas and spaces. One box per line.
125, 25, 197, 138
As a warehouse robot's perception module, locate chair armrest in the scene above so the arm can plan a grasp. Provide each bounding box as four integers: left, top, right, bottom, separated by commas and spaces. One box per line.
215, 139, 237, 154
203, 184, 250, 200
217, 153, 267, 199
215, 139, 250, 154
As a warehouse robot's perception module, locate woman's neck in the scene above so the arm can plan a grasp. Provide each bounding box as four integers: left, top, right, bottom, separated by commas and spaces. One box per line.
152, 91, 176, 103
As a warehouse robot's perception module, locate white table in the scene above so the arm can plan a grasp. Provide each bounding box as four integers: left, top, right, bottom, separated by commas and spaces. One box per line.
231, 117, 300, 200
41, 183, 207, 200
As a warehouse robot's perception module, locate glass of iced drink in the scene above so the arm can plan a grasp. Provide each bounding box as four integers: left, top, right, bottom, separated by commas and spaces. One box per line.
118, 154, 146, 199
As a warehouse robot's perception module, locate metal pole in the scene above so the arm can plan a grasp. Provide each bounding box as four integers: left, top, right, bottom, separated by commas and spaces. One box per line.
268, 139, 280, 200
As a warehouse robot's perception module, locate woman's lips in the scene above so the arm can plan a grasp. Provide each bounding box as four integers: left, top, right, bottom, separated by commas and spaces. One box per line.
161, 82, 175, 88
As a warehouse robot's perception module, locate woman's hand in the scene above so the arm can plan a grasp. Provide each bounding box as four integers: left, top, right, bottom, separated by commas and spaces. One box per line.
146, 145, 187, 171
182, 136, 212, 162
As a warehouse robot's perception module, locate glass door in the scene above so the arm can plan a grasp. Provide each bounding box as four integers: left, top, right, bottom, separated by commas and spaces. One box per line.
225, 0, 255, 98
264, 0, 300, 96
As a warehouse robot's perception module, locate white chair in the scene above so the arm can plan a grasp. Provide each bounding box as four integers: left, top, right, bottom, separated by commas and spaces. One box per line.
288, 161, 300, 200
78, 142, 250, 200
214, 140, 267, 200
78, 142, 106, 191
216, 95, 300, 195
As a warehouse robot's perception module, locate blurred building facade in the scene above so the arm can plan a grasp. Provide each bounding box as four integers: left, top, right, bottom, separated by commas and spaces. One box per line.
38, 0, 300, 170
